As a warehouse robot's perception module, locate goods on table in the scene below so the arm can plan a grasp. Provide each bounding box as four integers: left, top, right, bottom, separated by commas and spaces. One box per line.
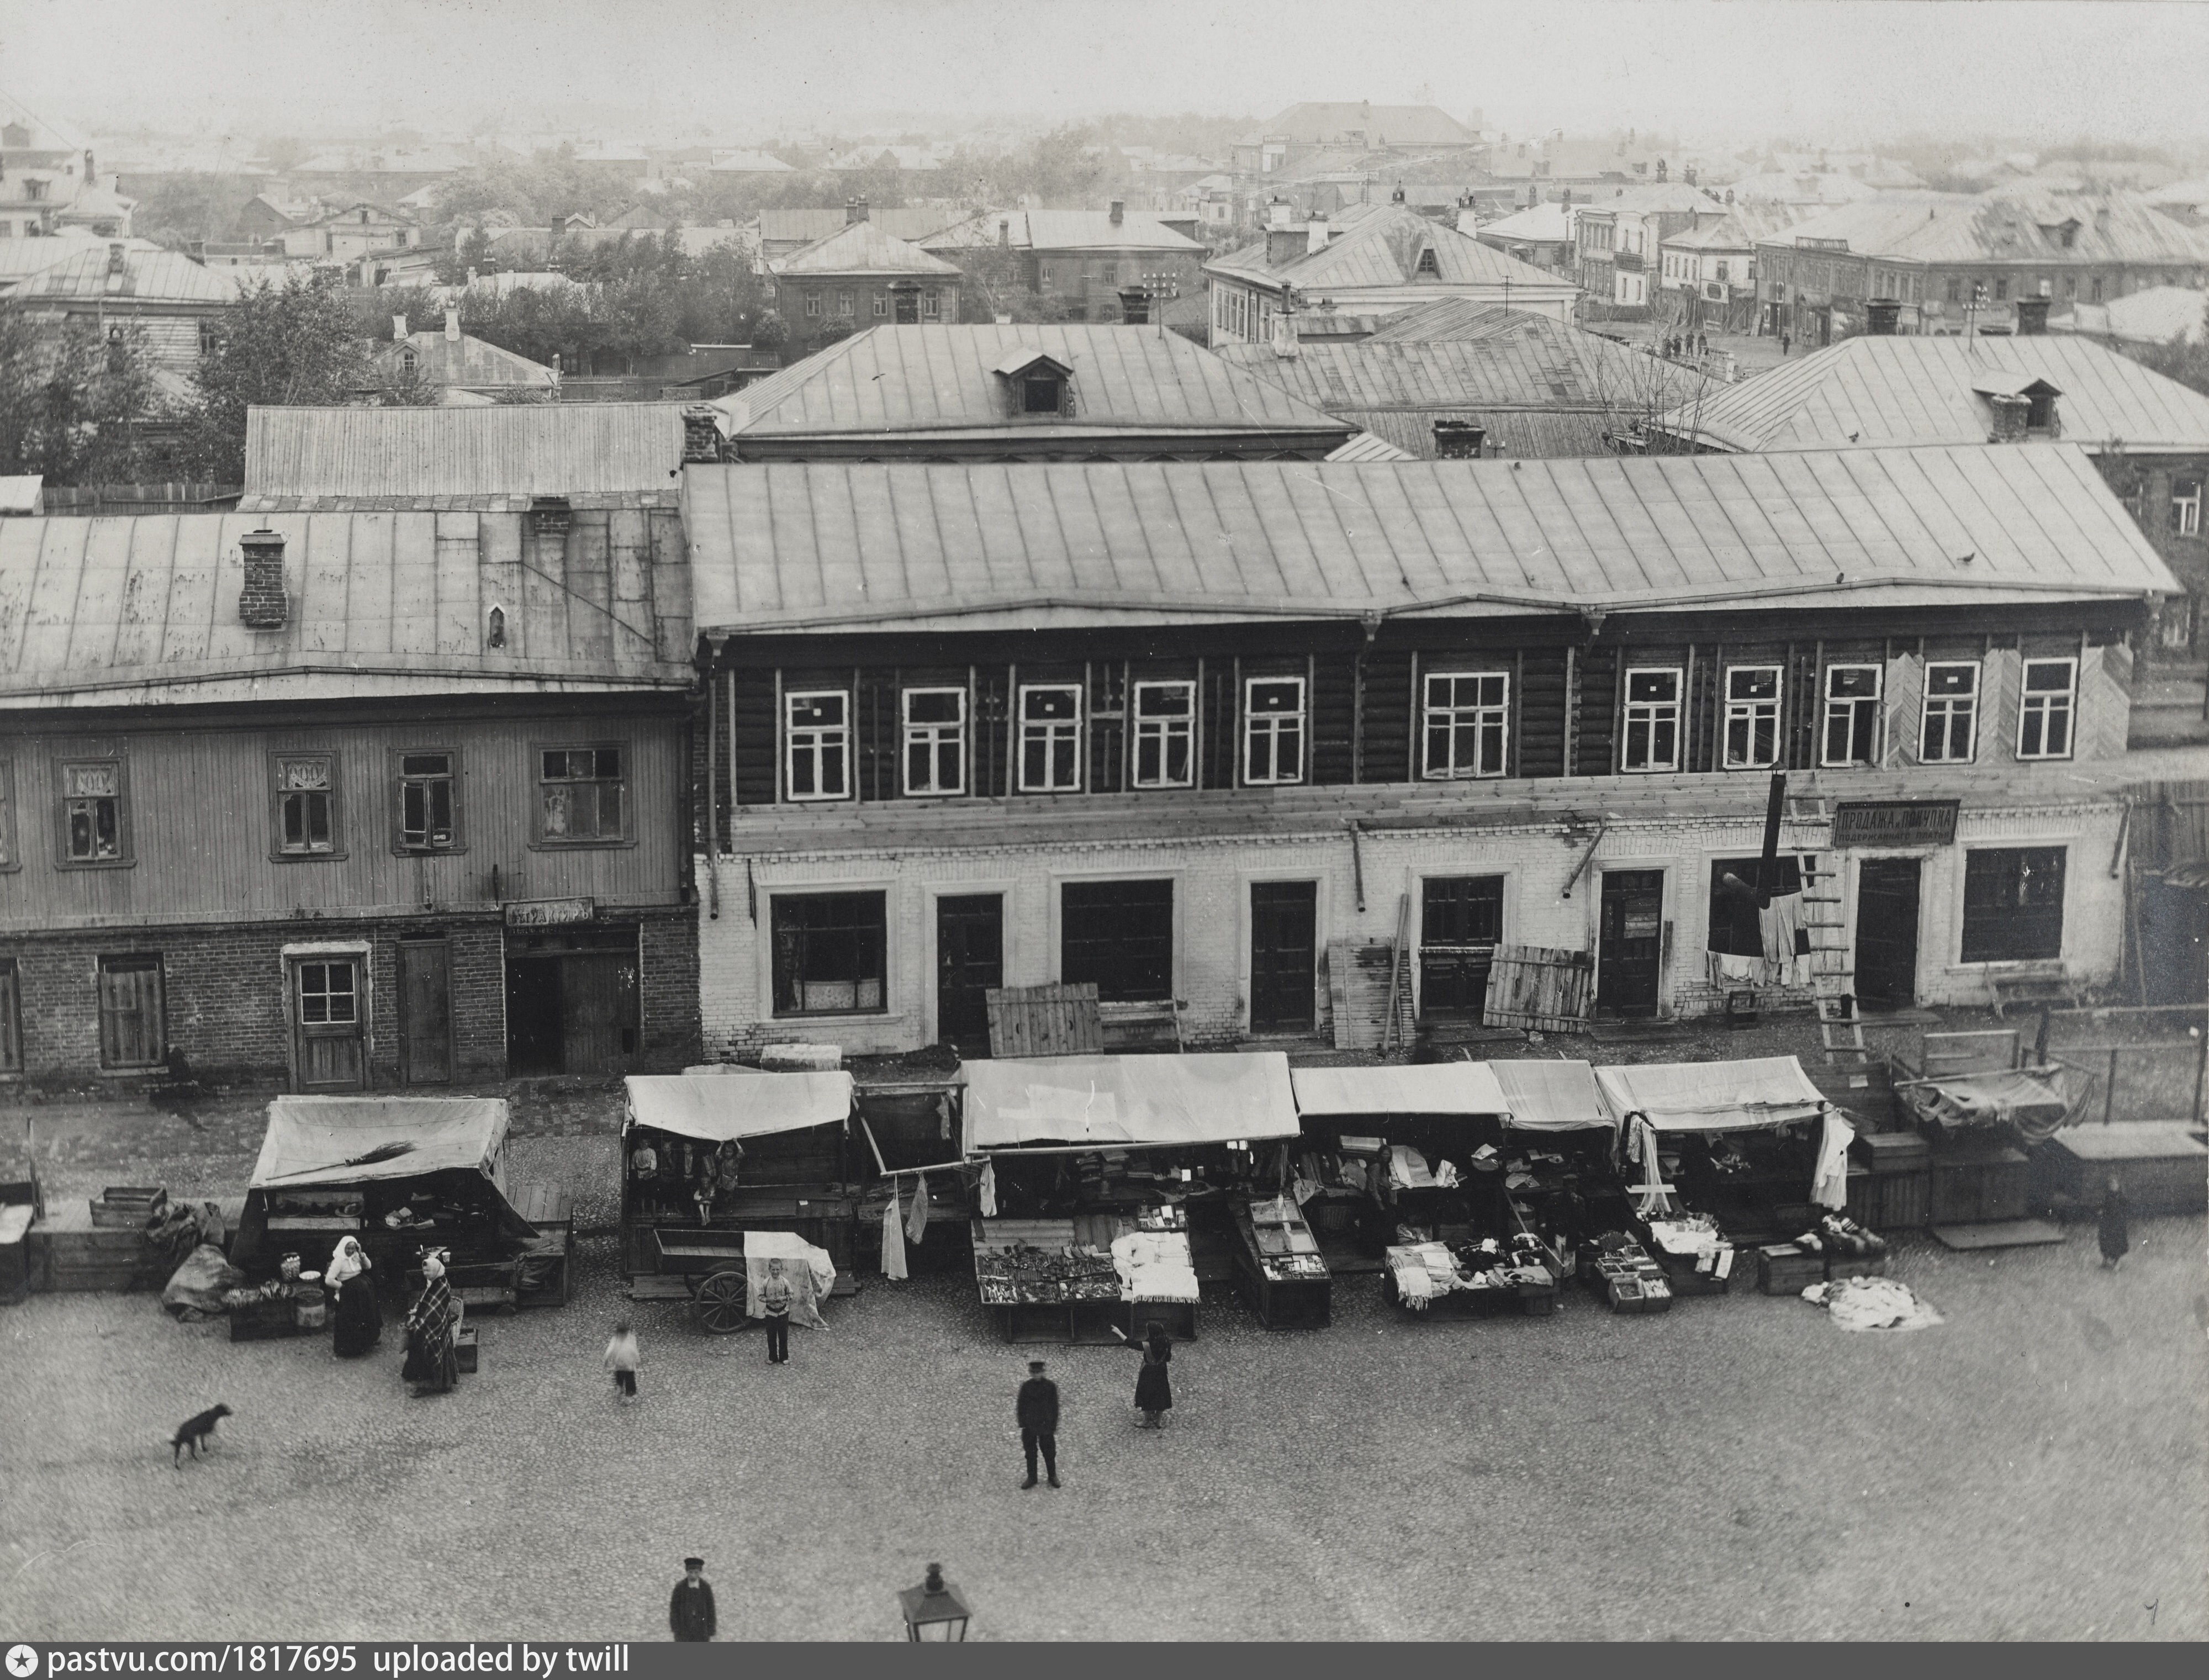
1111, 1229, 1200, 1303
1803, 1275, 1942, 1332
1245, 1196, 1328, 1282
1591, 1235, 1672, 1314
1386, 1232, 1554, 1310
973, 1239, 1121, 1307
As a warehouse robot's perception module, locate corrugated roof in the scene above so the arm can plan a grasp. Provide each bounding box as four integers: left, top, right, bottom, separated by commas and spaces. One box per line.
710, 324, 1354, 442
241, 404, 688, 502
1653, 334, 2209, 453
683, 444, 2177, 637
1207, 204, 1572, 294
769, 219, 961, 278
0, 509, 695, 705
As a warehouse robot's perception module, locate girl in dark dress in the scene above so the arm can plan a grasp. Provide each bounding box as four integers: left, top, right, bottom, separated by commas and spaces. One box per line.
2097, 1177, 2131, 1271
1112, 1321, 1174, 1428
327, 1236, 382, 1357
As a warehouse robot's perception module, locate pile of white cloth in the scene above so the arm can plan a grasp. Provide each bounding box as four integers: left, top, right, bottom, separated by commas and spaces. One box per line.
1803, 1275, 1943, 1332
1388, 1145, 1436, 1190
1111, 1230, 1200, 1303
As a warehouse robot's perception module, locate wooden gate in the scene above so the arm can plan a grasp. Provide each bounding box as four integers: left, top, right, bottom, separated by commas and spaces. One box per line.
1482, 945, 1595, 1034
986, 983, 1104, 1058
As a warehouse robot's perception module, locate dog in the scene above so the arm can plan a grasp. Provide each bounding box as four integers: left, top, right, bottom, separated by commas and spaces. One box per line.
171, 1404, 232, 1467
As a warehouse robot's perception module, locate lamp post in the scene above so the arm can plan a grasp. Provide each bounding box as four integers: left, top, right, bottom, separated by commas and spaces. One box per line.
897, 1562, 973, 1641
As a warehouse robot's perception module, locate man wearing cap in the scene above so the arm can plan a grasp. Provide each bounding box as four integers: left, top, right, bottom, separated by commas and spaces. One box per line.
669, 1557, 716, 1642
1016, 1359, 1061, 1489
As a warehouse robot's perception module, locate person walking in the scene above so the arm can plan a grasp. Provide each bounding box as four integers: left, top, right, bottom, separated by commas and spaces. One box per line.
2097, 1176, 2131, 1271
759, 1256, 794, 1364
1016, 1359, 1060, 1488
604, 1318, 642, 1404
1111, 1321, 1174, 1428
668, 1557, 716, 1642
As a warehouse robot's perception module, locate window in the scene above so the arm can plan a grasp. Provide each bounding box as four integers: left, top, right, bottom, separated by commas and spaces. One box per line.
1022, 375, 1062, 414
538, 746, 627, 841
1962, 848, 2065, 963
296, 960, 358, 1024
2090, 276, 2104, 302
2173, 478, 2202, 537
1415, 247, 1440, 276
1242, 677, 1306, 785
273, 753, 339, 857
1018, 685, 1082, 792
1920, 663, 1979, 762
1621, 669, 1682, 772
1822, 665, 1882, 765
2017, 658, 2077, 759
1716, 260, 1729, 283
805, 293, 821, 317
872, 293, 887, 316
1102, 263, 1117, 284
395, 751, 458, 849
1706, 855, 1804, 957
1132, 680, 1195, 788
838, 292, 854, 315
96, 955, 164, 1070
1422, 671, 1509, 778
1419, 875, 1505, 1018
923, 289, 940, 319
771, 892, 886, 1015
198, 321, 220, 357
1721, 667, 1783, 768
1061, 879, 1174, 1001
1947, 277, 1962, 303
785, 691, 850, 801
2064, 273, 2078, 298
1040, 264, 1054, 287
59, 759, 126, 865
902, 688, 966, 796
1994, 277, 2009, 301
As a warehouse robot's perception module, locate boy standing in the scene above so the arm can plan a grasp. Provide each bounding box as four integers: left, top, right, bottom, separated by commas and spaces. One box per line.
604, 1319, 642, 1403
1017, 1359, 1060, 1488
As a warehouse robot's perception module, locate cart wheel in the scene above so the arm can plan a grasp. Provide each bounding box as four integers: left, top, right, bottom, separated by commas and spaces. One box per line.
692, 1268, 749, 1334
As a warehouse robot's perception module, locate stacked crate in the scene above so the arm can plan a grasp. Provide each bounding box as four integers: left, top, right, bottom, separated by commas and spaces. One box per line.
1848, 1132, 1930, 1230
28, 1188, 169, 1293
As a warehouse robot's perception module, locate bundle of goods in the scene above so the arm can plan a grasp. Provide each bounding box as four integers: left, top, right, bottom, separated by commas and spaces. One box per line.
1791, 1213, 1887, 1259
1386, 1242, 1461, 1308
1642, 1211, 1735, 1291
1590, 1235, 1671, 1314
145, 1200, 228, 1276
162, 1244, 247, 1320
1503, 1149, 1572, 1194
974, 1240, 1122, 1306
1387, 1145, 1438, 1191
91, 1186, 167, 1228
1802, 1275, 1942, 1332
1111, 1229, 1201, 1303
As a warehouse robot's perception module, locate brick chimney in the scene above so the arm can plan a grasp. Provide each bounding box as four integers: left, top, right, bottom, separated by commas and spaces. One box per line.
1987, 393, 2030, 442
1109, 198, 1124, 226
1306, 211, 1329, 255
847, 195, 868, 224
2016, 296, 2050, 335
1267, 196, 1292, 230
997, 216, 1010, 249
1866, 299, 1901, 335
443, 308, 461, 342
393, 314, 408, 341
681, 405, 721, 463
238, 529, 288, 629
1271, 303, 1299, 360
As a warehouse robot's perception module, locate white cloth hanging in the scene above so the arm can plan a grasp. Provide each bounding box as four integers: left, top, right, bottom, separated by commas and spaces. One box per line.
880, 1184, 908, 1280
1811, 1109, 1855, 1211
1630, 1118, 1673, 1218
979, 1159, 998, 1218
906, 1173, 931, 1243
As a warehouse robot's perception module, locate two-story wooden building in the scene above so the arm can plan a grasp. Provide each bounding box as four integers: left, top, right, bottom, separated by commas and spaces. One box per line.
764, 209, 963, 351
678, 446, 2176, 1057
0, 405, 704, 1088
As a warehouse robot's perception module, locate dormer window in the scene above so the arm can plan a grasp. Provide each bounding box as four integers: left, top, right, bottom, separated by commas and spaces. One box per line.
1023, 375, 1062, 414
992, 348, 1075, 419
1414, 247, 1440, 277
2026, 389, 2057, 432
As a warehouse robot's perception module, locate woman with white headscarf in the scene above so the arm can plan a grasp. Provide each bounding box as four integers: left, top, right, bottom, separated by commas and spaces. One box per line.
327, 1235, 382, 1358
402, 1249, 459, 1395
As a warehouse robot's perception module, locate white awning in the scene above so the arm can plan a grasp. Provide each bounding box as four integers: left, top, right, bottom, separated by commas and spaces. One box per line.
1490, 1060, 1614, 1133
1595, 1056, 1828, 1133
1291, 1062, 1509, 1118
623, 1072, 854, 1143
251, 1096, 512, 1189
963, 1053, 1298, 1152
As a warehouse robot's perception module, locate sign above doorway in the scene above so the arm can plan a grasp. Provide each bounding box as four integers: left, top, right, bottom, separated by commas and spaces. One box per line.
504, 896, 596, 928
1831, 800, 1960, 849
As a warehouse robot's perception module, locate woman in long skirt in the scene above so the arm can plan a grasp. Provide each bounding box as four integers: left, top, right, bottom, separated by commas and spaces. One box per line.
402, 1251, 459, 1395
327, 1236, 382, 1358
1112, 1320, 1174, 1428
2097, 1177, 2131, 1271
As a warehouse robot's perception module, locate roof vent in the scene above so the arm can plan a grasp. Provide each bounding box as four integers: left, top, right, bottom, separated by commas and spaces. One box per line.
238, 529, 288, 629
530, 495, 573, 540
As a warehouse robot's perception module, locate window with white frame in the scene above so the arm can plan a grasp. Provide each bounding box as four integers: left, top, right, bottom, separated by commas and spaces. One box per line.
901, 688, 966, 796
1721, 666, 1783, 768
1821, 664, 1882, 765
1242, 677, 1306, 785
1018, 684, 1082, 792
1920, 662, 1980, 762
2017, 657, 2078, 759
785, 690, 851, 801
273, 753, 339, 855
1421, 671, 1509, 779
1132, 680, 1195, 788
1621, 669, 1682, 772
2173, 478, 2202, 538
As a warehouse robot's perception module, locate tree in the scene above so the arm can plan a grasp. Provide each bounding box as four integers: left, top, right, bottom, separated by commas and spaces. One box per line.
0, 304, 162, 485
184, 272, 371, 481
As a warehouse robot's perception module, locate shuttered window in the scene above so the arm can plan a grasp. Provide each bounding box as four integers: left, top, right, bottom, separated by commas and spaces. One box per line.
96, 955, 164, 1069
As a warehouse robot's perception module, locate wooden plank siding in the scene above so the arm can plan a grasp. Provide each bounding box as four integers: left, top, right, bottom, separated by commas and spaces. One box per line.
2, 707, 689, 932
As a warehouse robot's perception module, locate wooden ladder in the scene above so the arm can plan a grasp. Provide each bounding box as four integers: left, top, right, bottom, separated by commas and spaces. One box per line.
1788, 780, 1875, 1087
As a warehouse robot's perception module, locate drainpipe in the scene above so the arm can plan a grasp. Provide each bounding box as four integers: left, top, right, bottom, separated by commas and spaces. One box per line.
1561, 821, 1610, 900
1347, 821, 1367, 914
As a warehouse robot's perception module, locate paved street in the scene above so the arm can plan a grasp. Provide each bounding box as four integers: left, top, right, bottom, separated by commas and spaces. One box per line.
2, 1203, 2201, 1641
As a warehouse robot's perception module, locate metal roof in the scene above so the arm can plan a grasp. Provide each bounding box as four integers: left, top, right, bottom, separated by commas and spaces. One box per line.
756, 207, 966, 245
1759, 191, 2209, 268
0, 509, 695, 706
710, 324, 1354, 442
1325, 431, 1415, 461
923, 208, 1203, 254
1653, 334, 2209, 453
1207, 204, 1573, 294
1327, 406, 1624, 460
769, 219, 962, 278
1365, 299, 1562, 343
1264, 103, 1478, 147
1476, 203, 1574, 243
1661, 203, 1810, 251
683, 443, 2177, 637
2056, 286, 2208, 347
374, 330, 555, 388
18, 245, 240, 304
241, 404, 688, 503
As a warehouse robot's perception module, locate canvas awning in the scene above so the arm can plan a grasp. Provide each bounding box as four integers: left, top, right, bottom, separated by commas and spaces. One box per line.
1595, 1056, 1828, 1133
1490, 1059, 1614, 1134
251, 1096, 514, 1191
1291, 1062, 1509, 1119
624, 1073, 854, 1144
962, 1053, 1299, 1153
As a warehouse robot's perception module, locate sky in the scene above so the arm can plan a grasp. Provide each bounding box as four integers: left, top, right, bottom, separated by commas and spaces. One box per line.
0, 0, 2201, 145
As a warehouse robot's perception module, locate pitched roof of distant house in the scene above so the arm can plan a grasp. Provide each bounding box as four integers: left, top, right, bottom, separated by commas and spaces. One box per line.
17, 244, 239, 303
1761, 192, 2209, 267
1724, 171, 1887, 207
769, 218, 961, 278
1475, 202, 1575, 243
1569, 183, 1722, 216
2056, 285, 2208, 347
1651, 332, 2209, 453
756, 207, 968, 246
1661, 203, 1811, 251
376, 328, 556, 390
0, 88, 91, 153
926, 207, 1204, 254
1365, 299, 1557, 342
708, 323, 1353, 446
1207, 203, 1571, 294
709, 149, 797, 174
0, 233, 157, 288
301, 199, 417, 228
1263, 103, 1478, 147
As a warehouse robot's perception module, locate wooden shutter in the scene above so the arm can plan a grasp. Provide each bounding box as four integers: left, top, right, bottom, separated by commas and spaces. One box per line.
97, 959, 163, 1069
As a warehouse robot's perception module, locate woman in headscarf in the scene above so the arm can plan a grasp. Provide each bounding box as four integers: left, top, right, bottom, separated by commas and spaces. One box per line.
2097, 1176, 2131, 1271
327, 1235, 381, 1358
402, 1249, 459, 1396
1111, 1320, 1175, 1429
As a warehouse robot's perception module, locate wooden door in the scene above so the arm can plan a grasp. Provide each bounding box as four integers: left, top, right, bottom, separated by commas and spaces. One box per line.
1855, 858, 1922, 1007
291, 957, 366, 1091
1250, 880, 1318, 1033
936, 894, 1003, 1050
96, 958, 165, 1069
505, 959, 563, 1076
398, 941, 453, 1085
1597, 870, 1665, 1019
561, 952, 639, 1074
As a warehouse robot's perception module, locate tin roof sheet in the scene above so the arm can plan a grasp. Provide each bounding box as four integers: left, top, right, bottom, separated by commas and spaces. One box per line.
1207, 205, 1571, 293
242, 403, 688, 501
769, 219, 961, 278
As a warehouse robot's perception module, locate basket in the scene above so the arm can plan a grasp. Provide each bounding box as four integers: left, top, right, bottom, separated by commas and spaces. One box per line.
456, 1325, 479, 1373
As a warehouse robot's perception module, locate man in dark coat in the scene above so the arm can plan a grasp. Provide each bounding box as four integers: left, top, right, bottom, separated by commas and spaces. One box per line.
1017, 1359, 1060, 1489
669, 1557, 716, 1642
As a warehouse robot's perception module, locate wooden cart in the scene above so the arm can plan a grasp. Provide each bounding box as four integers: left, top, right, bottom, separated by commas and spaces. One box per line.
646, 1227, 754, 1333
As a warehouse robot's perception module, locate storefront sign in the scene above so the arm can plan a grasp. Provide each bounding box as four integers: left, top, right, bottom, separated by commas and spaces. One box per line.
504, 896, 596, 928
1831, 800, 1960, 849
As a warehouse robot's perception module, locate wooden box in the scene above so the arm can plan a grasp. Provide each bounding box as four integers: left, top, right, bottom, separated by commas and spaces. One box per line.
1857, 1133, 1931, 1172
455, 1325, 479, 1373
1757, 1244, 1825, 1295
1930, 1143, 2031, 1224
1518, 1281, 1559, 1316
1847, 1164, 1929, 1231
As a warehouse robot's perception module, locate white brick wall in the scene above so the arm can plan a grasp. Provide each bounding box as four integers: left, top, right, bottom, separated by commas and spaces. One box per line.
695, 797, 2128, 1058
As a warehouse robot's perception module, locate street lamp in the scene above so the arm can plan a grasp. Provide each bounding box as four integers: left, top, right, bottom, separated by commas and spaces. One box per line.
897, 1562, 973, 1641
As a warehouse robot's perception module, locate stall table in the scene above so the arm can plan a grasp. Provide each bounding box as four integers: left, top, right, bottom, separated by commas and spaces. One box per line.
1232, 1196, 1331, 1329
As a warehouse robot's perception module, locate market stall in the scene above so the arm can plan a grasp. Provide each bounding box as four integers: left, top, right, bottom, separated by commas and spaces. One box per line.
234, 1097, 569, 1314
1890, 1032, 2077, 1227
621, 1071, 858, 1332
1229, 1193, 1331, 1329
1594, 1057, 1846, 1294
962, 1052, 1299, 1343
1489, 1059, 1629, 1276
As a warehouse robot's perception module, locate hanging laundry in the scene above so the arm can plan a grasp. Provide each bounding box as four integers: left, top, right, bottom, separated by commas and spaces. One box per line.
935, 1093, 953, 1141
1760, 892, 1808, 986
1811, 1109, 1856, 1211
979, 1159, 998, 1218
906, 1173, 931, 1243
1630, 1118, 1673, 1218
880, 1185, 909, 1280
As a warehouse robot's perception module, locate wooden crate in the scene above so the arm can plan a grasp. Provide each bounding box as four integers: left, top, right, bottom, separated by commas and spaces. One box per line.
1930, 1143, 2031, 1224
1757, 1244, 1824, 1295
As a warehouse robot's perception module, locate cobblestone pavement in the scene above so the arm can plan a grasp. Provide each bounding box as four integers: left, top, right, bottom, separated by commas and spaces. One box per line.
2, 1217, 2202, 1641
